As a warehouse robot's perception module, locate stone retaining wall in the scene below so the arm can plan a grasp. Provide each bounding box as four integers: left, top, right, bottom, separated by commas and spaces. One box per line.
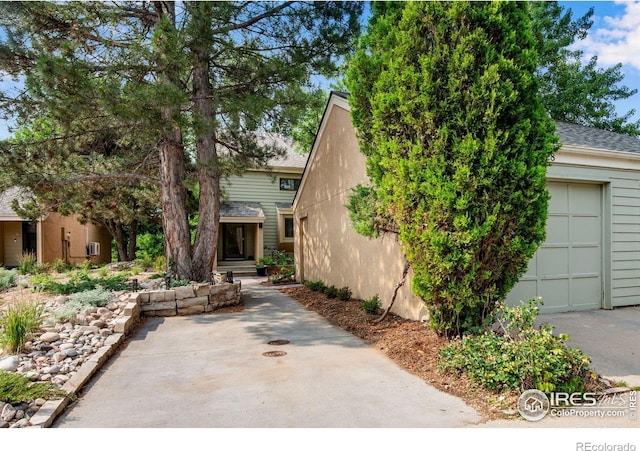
127, 282, 242, 317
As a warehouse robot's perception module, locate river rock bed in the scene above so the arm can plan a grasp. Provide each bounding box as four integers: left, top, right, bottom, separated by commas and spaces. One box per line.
0, 291, 131, 428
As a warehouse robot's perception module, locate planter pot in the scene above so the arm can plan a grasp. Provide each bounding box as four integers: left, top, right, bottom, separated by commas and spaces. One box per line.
256, 266, 267, 276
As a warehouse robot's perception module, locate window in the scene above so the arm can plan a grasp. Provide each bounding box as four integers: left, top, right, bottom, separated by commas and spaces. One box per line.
279, 178, 300, 191
284, 217, 294, 239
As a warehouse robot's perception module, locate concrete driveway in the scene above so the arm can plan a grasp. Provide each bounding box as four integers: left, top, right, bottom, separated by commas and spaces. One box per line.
51, 278, 639, 428
53, 278, 481, 428
536, 306, 640, 387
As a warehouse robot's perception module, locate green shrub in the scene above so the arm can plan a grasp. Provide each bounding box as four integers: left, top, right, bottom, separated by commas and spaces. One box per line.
169, 279, 190, 288
131, 266, 142, 276
70, 285, 111, 307
51, 259, 70, 273
324, 285, 338, 299
76, 260, 92, 271
54, 299, 91, 323
361, 294, 380, 314
153, 256, 166, 273
34, 272, 127, 295
438, 300, 592, 393
0, 371, 64, 404
0, 300, 43, 353
31, 273, 55, 292
98, 266, 110, 278
346, 2, 557, 337
0, 268, 18, 291
136, 232, 165, 265
337, 287, 352, 301
18, 252, 37, 275
307, 281, 325, 292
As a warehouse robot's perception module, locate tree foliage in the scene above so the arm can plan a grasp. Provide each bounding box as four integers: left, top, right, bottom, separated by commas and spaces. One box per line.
347, 1, 558, 337
0, 1, 362, 279
529, 1, 640, 136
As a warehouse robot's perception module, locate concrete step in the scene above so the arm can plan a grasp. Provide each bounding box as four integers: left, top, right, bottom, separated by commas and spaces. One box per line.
216, 262, 258, 276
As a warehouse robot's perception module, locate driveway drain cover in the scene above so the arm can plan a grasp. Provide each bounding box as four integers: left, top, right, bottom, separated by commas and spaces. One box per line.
263, 351, 287, 357
267, 339, 290, 346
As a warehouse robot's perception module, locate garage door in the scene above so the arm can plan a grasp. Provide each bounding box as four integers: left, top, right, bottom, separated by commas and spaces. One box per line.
506, 182, 603, 313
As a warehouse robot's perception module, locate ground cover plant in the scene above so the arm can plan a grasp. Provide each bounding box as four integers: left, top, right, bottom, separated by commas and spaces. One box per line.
31, 271, 128, 295
0, 371, 64, 405
438, 299, 593, 393
0, 268, 18, 291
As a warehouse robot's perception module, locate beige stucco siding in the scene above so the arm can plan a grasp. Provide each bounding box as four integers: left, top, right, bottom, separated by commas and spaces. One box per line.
294, 102, 427, 320
2, 222, 23, 267
295, 94, 640, 320
39, 213, 112, 265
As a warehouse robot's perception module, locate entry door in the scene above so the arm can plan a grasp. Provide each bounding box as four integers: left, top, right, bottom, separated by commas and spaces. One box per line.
507, 182, 603, 313
223, 224, 246, 260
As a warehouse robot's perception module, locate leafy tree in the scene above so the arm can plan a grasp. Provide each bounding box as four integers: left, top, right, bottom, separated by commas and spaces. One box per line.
0, 116, 160, 262
529, 1, 640, 136
0, 1, 362, 279
346, 1, 558, 337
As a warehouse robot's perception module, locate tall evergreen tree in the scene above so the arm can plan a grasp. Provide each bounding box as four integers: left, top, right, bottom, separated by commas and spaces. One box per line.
0, 1, 362, 279
347, 1, 558, 336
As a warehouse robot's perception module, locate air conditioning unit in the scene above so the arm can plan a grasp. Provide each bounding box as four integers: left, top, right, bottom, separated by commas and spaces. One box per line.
87, 242, 101, 256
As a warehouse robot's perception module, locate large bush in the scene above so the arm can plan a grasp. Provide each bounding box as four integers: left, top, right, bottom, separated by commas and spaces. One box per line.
438, 300, 592, 393
347, 2, 558, 336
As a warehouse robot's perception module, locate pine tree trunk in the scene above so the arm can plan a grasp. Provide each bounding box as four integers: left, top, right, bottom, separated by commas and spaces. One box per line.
190, 6, 221, 282
159, 131, 193, 280
126, 219, 138, 262
155, 1, 193, 281
110, 222, 129, 262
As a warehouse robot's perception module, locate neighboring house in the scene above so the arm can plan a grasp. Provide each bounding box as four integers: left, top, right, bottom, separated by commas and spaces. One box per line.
0, 187, 112, 267
217, 136, 306, 265
293, 91, 640, 320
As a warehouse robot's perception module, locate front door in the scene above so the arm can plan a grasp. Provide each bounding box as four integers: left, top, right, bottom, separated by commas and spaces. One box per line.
223, 224, 246, 260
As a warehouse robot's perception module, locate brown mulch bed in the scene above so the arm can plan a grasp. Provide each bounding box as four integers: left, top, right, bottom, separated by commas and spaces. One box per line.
279, 286, 520, 422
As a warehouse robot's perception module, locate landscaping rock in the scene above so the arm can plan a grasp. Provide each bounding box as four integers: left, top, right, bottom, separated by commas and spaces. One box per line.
0, 421, 8, 428
1, 404, 17, 422
0, 356, 19, 371
42, 365, 60, 374
90, 319, 107, 328
39, 332, 60, 343
55, 295, 69, 305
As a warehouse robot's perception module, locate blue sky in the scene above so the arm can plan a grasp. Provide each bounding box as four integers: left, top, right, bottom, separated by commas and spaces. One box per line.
1, 1, 639, 139
560, 1, 640, 124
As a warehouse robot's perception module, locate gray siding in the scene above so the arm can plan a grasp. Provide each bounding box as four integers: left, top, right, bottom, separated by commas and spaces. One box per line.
548, 164, 640, 308
221, 170, 300, 251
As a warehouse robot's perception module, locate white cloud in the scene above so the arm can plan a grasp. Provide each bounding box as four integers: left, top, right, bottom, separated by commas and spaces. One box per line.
574, 1, 640, 70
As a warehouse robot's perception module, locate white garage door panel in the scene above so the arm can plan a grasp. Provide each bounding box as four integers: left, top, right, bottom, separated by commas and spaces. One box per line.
506, 182, 602, 313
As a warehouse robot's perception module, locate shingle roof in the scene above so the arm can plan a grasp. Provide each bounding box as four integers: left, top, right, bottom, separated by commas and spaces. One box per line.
268, 145, 307, 169
0, 187, 27, 219
555, 120, 640, 154
220, 201, 265, 219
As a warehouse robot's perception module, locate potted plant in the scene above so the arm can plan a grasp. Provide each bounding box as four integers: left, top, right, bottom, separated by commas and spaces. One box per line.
256, 257, 270, 276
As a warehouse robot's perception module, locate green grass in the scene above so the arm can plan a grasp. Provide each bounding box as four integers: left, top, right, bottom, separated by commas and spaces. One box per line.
0, 300, 44, 353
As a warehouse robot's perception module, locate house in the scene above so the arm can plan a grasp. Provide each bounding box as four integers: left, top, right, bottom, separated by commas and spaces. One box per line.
293, 91, 640, 320
216, 135, 306, 268
0, 187, 112, 267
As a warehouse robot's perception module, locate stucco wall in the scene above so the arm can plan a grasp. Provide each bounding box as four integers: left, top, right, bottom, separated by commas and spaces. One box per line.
40, 213, 111, 264
294, 95, 640, 320
294, 101, 427, 321
2, 222, 23, 267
